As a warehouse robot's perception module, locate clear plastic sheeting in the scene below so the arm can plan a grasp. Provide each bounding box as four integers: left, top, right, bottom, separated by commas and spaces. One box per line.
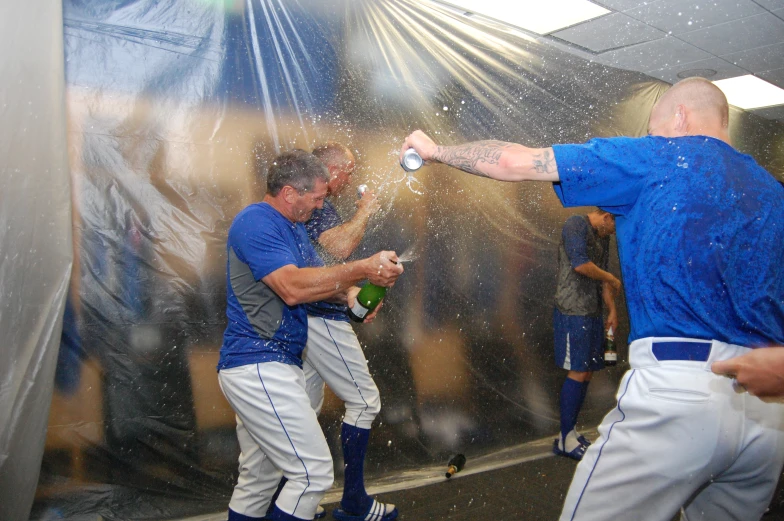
0, 1, 72, 521
30, 0, 784, 520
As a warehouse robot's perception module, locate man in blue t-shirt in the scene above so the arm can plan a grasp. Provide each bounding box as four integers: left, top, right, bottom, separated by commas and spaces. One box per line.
218, 150, 403, 521
401, 77, 784, 521
552, 210, 619, 461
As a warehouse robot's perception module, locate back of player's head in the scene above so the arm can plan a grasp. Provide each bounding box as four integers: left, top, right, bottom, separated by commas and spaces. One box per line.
267, 149, 329, 196
312, 142, 353, 169
655, 77, 729, 128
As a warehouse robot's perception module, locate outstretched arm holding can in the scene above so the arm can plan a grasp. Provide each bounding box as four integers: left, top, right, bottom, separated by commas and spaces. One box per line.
400, 130, 559, 182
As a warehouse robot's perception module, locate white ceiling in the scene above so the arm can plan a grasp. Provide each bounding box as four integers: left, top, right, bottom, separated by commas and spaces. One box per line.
547, 0, 784, 122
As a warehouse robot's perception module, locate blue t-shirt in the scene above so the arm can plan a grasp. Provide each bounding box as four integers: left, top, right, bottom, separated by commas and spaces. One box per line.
304, 199, 351, 322
218, 202, 325, 370
552, 135, 784, 347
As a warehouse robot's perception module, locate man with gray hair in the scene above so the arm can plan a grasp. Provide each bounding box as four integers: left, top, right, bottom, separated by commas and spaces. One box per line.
217, 149, 403, 521
299, 142, 396, 521
401, 77, 784, 521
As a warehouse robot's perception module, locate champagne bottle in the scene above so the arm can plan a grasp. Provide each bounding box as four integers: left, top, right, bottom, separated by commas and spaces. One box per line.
445, 453, 466, 479
604, 326, 617, 366
347, 283, 387, 322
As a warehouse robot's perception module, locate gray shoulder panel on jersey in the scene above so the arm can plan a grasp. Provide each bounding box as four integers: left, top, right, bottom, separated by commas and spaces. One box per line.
229, 247, 284, 339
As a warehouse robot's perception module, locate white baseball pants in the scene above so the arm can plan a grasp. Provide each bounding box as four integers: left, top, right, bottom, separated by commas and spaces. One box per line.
218, 362, 334, 520
303, 317, 381, 429
560, 337, 784, 521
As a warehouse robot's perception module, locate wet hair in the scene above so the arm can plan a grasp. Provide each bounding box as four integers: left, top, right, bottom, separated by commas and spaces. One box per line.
266, 149, 329, 196
312, 142, 353, 169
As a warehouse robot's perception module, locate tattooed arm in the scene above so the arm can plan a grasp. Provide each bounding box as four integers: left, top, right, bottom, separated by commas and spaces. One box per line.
401, 130, 559, 182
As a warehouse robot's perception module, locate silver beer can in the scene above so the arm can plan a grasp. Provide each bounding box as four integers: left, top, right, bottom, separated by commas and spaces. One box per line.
401, 148, 424, 172
357, 184, 368, 198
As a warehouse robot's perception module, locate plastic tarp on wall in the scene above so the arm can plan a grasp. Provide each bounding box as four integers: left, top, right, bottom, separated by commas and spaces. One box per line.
0, 1, 72, 521
22, 0, 784, 520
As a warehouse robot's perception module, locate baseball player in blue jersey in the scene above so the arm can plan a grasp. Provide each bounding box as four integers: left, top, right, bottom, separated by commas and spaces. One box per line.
552, 210, 619, 461
401, 77, 784, 521
304, 143, 397, 521
264, 143, 396, 521
218, 150, 403, 521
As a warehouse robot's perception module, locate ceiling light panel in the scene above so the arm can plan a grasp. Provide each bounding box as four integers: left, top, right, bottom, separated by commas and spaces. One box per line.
713, 75, 784, 110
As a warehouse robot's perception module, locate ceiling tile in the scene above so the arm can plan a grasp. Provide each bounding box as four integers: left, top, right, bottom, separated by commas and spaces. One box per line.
552, 13, 665, 52
758, 67, 784, 88
597, 36, 713, 72
645, 57, 746, 84
724, 43, 784, 72
750, 105, 784, 123
626, 0, 765, 35
754, 0, 784, 9
678, 13, 784, 56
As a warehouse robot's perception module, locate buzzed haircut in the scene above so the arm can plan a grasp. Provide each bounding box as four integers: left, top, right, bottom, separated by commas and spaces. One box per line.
312, 142, 353, 169
266, 149, 329, 196
656, 77, 730, 128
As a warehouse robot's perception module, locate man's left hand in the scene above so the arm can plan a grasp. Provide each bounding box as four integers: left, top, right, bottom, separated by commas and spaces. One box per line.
605, 311, 618, 332
711, 347, 784, 399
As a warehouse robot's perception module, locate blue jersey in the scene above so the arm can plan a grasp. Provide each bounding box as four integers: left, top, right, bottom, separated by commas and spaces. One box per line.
552, 135, 784, 347
555, 215, 610, 317
305, 199, 343, 241
218, 202, 325, 370
304, 199, 351, 322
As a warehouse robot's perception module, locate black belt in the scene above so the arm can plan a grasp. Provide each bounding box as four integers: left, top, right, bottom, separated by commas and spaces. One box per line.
651, 341, 712, 362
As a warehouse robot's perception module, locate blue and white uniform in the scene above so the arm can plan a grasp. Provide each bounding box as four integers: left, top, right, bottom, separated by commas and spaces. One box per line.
552, 136, 784, 521
554, 215, 610, 373
218, 202, 333, 521
302, 199, 395, 521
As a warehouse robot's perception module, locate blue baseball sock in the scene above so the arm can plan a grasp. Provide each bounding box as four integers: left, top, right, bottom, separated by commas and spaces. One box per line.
560, 378, 589, 440
265, 477, 288, 517
340, 422, 373, 515
267, 505, 308, 521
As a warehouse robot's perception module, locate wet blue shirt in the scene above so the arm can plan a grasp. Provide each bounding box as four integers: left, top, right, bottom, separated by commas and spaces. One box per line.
552, 135, 784, 347
218, 202, 324, 370
304, 199, 351, 322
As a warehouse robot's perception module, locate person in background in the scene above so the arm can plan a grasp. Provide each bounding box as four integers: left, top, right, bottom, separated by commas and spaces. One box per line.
552, 209, 619, 461
400, 77, 784, 521
218, 150, 402, 521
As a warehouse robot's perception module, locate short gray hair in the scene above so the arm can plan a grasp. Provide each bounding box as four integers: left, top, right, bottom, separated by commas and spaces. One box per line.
312, 142, 353, 169
266, 149, 329, 196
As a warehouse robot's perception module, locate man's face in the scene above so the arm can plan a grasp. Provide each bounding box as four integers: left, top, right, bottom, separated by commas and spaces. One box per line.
327, 157, 355, 195
291, 179, 328, 222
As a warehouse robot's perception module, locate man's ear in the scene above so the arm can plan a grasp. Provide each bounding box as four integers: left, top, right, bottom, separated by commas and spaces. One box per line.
280, 185, 297, 204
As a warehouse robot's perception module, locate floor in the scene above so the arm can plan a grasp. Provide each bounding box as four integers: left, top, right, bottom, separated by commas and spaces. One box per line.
186, 432, 784, 521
